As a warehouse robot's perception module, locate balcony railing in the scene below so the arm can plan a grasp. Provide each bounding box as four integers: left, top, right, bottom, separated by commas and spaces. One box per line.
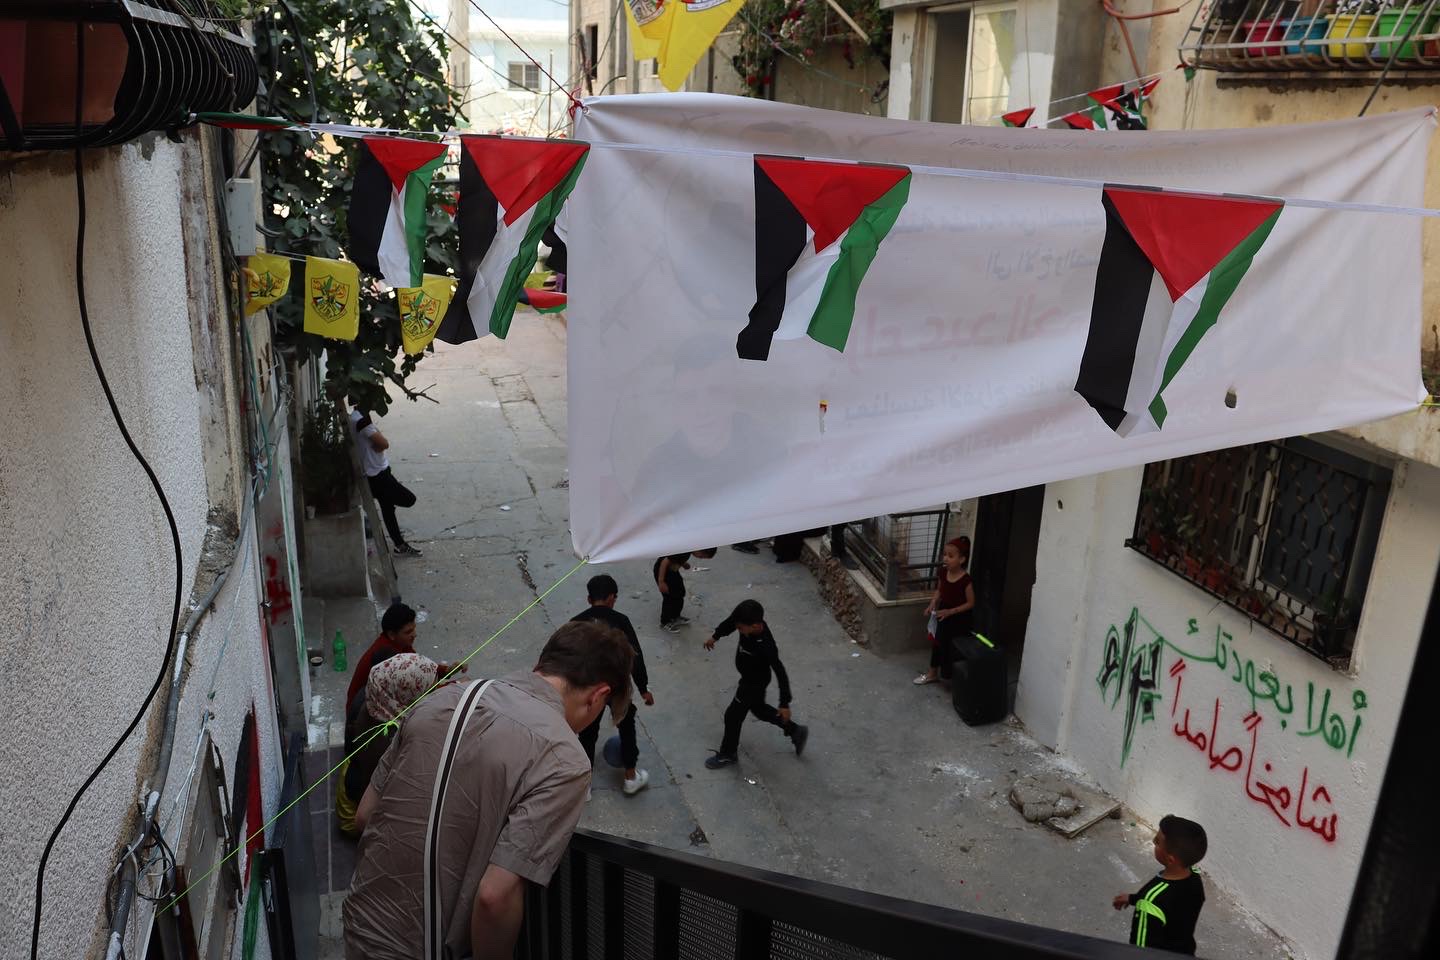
1179, 1, 1440, 75
517, 829, 1153, 960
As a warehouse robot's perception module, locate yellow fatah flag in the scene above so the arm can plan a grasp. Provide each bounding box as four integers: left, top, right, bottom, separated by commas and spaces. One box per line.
625, 0, 666, 59
303, 257, 361, 341
628, 0, 743, 91
243, 253, 291, 315
398, 274, 455, 356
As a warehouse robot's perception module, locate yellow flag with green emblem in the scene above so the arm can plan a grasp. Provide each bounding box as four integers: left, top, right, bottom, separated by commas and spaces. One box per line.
626, 0, 743, 90
303, 257, 360, 341
398, 274, 456, 356
243, 253, 291, 315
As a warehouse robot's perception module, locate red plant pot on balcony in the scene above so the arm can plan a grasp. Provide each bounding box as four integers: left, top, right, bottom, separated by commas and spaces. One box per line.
1243, 18, 1287, 58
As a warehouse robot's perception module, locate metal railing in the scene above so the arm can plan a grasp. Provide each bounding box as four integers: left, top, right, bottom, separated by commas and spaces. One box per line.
842, 509, 951, 600
517, 829, 1153, 960
1179, 1, 1440, 75
1129, 437, 1390, 667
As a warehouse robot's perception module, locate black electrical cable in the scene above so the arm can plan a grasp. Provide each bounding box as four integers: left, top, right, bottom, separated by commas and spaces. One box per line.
30, 26, 186, 960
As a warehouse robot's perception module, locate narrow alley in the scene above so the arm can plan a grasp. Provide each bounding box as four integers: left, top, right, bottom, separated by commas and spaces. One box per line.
308, 313, 1288, 959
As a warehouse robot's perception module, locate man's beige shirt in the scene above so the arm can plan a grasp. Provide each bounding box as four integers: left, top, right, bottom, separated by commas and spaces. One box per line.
343, 671, 590, 959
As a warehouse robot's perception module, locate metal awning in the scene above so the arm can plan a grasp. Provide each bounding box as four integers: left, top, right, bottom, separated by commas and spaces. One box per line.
0, 0, 258, 150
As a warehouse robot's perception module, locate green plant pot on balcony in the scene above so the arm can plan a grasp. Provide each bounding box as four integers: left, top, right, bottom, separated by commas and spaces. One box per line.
1374, 9, 1438, 59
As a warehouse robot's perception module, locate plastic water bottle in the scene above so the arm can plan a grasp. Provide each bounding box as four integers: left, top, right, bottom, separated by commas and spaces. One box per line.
333, 630, 347, 672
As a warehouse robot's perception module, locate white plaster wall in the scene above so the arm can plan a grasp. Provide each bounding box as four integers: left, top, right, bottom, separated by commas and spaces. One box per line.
1016, 457, 1440, 960
0, 137, 283, 959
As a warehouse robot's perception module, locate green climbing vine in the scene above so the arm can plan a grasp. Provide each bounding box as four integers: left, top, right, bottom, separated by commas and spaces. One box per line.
253, 0, 463, 414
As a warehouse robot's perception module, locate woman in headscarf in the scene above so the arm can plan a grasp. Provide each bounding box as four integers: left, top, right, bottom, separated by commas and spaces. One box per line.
336, 652, 442, 836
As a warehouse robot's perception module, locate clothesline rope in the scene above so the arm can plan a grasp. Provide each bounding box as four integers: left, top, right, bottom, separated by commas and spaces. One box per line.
197, 112, 1440, 220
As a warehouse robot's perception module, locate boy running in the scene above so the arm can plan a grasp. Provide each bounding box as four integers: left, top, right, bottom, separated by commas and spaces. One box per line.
1113, 814, 1208, 954
703, 599, 808, 768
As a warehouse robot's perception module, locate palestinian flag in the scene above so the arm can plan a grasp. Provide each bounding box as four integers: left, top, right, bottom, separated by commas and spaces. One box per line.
737, 156, 910, 361
348, 136, 448, 288
1075, 185, 1283, 436
519, 288, 567, 313
437, 136, 588, 343
1002, 107, 1036, 128
198, 111, 301, 131
1095, 77, 1160, 130
1062, 106, 1110, 131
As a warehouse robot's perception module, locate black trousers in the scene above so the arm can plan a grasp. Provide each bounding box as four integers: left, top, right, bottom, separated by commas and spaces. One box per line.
930, 616, 971, 676
719, 683, 794, 756
367, 467, 416, 547
578, 703, 639, 769
660, 571, 685, 624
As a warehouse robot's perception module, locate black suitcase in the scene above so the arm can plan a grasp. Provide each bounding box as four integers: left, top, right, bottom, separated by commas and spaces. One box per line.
951, 633, 1007, 726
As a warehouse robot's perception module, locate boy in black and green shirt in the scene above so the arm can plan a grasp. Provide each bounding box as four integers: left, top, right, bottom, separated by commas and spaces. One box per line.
1113, 814, 1208, 954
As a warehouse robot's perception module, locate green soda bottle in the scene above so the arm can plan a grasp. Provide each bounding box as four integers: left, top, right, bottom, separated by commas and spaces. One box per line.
333, 629, 347, 672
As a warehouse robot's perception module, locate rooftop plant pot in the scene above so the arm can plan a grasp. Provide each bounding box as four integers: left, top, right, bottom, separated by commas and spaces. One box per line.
1374, 8, 1438, 59
1327, 12, 1377, 59
1284, 15, 1330, 55
1243, 18, 1287, 57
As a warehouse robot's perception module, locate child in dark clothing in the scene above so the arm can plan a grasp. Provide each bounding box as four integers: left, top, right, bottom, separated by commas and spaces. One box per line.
654, 553, 692, 632
1113, 815, 1208, 954
703, 599, 808, 768
573, 575, 654, 796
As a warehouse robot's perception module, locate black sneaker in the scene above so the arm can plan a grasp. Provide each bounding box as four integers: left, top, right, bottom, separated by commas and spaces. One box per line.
731, 542, 760, 554
791, 724, 809, 757
395, 542, 423, 557
704, 752, 738, 770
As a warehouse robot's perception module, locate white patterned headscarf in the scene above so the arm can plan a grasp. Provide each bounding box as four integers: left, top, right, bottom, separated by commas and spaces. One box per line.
366, 652, 438, 722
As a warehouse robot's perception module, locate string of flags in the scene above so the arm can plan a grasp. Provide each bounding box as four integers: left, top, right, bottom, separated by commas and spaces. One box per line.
228, 124, 583, 354
1000, 76, 1163, 131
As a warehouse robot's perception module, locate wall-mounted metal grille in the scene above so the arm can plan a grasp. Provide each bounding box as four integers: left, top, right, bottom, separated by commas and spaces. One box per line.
0, 1, 258, 150
843, 509, 952, 600
1179, 1, 1440, 76
1129, 437, 1390, 668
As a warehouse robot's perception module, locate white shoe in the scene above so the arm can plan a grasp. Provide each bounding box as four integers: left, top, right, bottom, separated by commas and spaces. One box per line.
622, 769, 650, 796
585, 787, 592, 802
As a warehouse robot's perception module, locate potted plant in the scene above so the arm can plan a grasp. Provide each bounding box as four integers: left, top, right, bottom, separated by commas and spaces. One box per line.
300, 394, 353, 516
1244, 1, 1300, 58
1373, 0, 1438, 59
1311, 590, 1358, 659
1285, 0, 1332, 55
1328, 0, 1383, 58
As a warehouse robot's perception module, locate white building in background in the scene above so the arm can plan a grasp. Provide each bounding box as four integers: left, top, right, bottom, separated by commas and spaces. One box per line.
425, 0, 572, 137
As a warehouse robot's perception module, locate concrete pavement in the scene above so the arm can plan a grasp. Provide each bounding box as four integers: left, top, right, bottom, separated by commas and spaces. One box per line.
314, 312, 1290, 958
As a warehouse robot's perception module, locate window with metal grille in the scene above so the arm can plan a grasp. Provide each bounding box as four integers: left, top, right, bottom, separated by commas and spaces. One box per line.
1129, 437, 1390, 668
508, 61, 541, 90
1180, 1, 1440, 77
586, 24, 599, 81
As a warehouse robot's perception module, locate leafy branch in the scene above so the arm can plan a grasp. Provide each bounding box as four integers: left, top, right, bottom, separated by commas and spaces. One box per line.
253, 0, 464, 415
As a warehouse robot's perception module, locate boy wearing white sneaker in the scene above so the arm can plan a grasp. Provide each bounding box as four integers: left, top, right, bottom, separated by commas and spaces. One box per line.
574, 575, 654, 796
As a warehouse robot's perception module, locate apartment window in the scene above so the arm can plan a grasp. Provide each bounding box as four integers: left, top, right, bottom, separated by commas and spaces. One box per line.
586, 23, 599, 81
928, 1, 1017, 125
1129, 437, 1390, 669
1181, 1, 1440, 76
507, 61, 540, 90
642, 57, 659, 78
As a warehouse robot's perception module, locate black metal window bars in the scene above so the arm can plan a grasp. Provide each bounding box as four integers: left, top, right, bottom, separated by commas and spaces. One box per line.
841, 509, 953, 600
1180, 1, 1440, 76
0, 1, 258, 151
1129, 436, 1390, 668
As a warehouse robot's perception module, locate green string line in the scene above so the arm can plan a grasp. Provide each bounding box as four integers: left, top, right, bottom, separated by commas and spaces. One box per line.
159, 554, 589, 914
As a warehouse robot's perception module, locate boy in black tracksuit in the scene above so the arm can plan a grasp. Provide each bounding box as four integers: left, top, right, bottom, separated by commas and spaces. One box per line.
703, 599, 808, 768
654, 552, 691, 631
1113, 815, 1208, 954
573, 575, 655, 796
